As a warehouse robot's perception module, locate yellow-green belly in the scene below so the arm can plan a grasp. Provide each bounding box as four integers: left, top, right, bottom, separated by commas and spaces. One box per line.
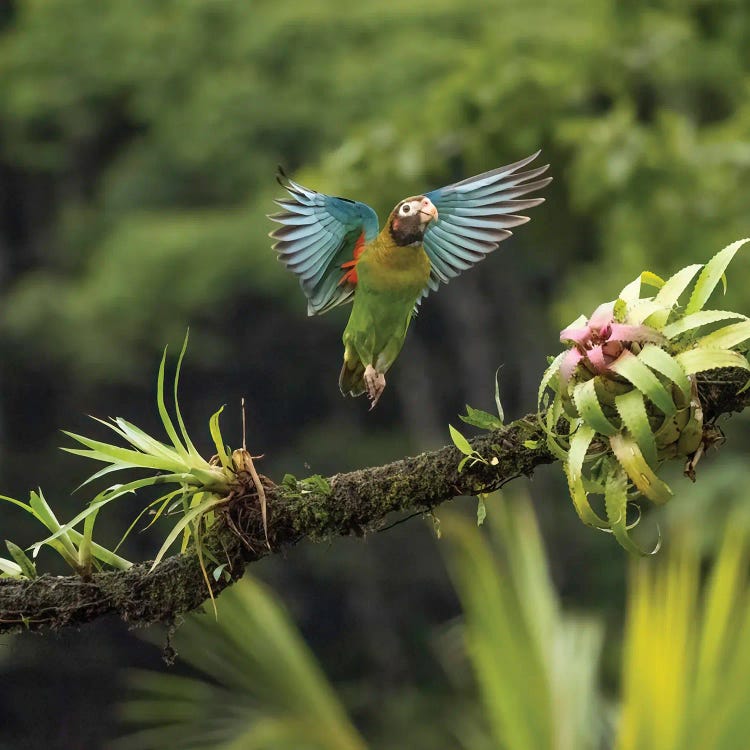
342, 243, 430, 373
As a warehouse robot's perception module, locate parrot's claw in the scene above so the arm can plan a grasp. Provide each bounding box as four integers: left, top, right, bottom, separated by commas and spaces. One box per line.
364, 365, 386, 410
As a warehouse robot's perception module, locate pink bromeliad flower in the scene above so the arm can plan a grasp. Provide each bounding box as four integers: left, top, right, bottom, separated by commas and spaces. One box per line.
559, 302, 665, 385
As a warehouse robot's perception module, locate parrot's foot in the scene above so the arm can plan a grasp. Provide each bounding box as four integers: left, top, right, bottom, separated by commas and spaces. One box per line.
364, 364, 386, 410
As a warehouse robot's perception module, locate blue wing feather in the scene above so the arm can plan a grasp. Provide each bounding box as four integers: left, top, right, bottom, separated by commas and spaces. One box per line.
421, 151, 551, 300
270, 170, 379, 315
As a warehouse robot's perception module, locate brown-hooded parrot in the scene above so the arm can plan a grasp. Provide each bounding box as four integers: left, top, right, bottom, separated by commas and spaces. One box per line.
270, 151, 550, 408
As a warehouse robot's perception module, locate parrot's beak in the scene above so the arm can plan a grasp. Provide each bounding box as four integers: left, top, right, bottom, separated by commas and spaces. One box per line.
419, 199, 439, 225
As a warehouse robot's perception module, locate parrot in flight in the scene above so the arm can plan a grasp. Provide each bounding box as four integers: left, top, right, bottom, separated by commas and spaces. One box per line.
270, 151, 550, 408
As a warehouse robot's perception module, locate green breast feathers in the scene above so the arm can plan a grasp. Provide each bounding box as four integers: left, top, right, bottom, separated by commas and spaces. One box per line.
270, 151, 550, 408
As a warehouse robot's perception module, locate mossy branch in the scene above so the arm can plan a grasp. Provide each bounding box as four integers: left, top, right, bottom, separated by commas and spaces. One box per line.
0, 368, 746, 635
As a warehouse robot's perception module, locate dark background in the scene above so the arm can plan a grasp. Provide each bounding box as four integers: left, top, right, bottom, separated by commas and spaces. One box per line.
0, 1, 749, 747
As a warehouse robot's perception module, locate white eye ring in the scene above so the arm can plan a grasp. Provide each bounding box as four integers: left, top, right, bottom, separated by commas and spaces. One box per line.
400, 203, 411, 215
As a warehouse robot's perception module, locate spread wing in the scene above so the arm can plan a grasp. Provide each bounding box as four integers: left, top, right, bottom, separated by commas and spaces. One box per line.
420, 151, 551, 298
270, 170, 379, 315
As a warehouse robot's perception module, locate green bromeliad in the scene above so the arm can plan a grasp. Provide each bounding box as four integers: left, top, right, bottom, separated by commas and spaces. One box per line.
541, 239, 750, 553
270, 153, 550, 408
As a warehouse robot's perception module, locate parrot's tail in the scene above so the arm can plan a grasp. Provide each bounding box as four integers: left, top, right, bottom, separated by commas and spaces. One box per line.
339, 357, 366, 397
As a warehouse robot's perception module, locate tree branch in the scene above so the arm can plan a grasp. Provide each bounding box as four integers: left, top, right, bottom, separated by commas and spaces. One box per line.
1, 367, 747, 635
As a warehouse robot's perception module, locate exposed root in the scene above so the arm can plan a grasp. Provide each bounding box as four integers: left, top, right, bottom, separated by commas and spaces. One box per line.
232, 449, 270, 549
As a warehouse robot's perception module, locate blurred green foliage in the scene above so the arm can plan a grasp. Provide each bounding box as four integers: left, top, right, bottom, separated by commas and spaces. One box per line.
1, 0, 748, 380
117, 494, 750, 749
115, 576, 368, 750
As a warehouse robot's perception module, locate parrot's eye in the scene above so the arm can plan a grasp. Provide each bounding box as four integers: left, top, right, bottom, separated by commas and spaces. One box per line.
400, 204, 411, 215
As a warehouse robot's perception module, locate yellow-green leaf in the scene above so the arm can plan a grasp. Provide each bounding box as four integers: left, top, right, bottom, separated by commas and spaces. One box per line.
640, 271, 665, 289
675, 348, 750, 375
697, 320, 750, 350
156, 345, 189, 460
686, 238, 749, 315
651, 263, 703, 327
449, 424, 474, 456
619, 276, 641, 302
611, 351, 676, 415
537, 351, 565, 409
604, 466, 658, 555
609, 434, 672, 504
209, 406, 232, 469
615, 390, 657, 467
573, 379, 619, 436
5, 541, 37, 578
662, 310, 746, 339
565, 424, 608, 528
637, 345, 691, 401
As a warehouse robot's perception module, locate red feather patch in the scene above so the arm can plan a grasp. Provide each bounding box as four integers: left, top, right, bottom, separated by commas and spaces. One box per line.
339, 232, 366, 286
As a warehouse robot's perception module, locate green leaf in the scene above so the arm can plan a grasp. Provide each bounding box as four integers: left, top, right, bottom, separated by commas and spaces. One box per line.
459, 406, 504, 431
675, 348, 750, 375
5, 541, 37, 578
523, 440, 540, 449
627, 299, 669, 326
543, 399, 570, 461
637, 345, 691, 401
650, 263, 703, 327
477, 495, 487, 526
31, 474, 188, 555
212, 562, 229, 582
686, 238, 749, 314
697, 320, 750, 350
614, 390, 658, 467
565, 424, 608, 528
94, 417, 183, 464
609, 433, 672, 504
494, 367, 505, 425
604, 466, 657, 555
151, 495, 227, 571
662, 310, 746, 339
66, 531, 132, 570
122, 488, 184, 544
449, 424, 474, 456
156, 346, 189, 460
78, 505, 100, 573
619, 276, 642, 302
63, 431, 186, 472
640, 271, 665, 289
0, 558, 23, 577
537, 351, 566, 409
0, 494, 36, 517
209, 406, 232, 470
29, 490, 80, 564
610, 351, 676, 415
572, 379, 619, 436
173, 331, 204, 462
613, 298, 628, 322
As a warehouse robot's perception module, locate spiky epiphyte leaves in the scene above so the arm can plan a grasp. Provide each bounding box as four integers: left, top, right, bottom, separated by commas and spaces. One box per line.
541, 239, 750, 552
0, 489, 131, 578
19, 335, 257, 602
113, 577, 368, 750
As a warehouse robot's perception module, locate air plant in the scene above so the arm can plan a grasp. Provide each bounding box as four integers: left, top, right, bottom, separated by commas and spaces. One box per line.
0, 489, 131, 579
540, 238, 750, 552
0, 333, 267, 614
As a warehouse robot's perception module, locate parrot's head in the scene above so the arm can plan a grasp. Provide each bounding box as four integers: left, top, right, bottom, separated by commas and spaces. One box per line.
388, 196, 439, 246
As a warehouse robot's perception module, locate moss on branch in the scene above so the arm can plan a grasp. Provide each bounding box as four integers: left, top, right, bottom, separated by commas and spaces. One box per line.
0, 368, 747, 635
